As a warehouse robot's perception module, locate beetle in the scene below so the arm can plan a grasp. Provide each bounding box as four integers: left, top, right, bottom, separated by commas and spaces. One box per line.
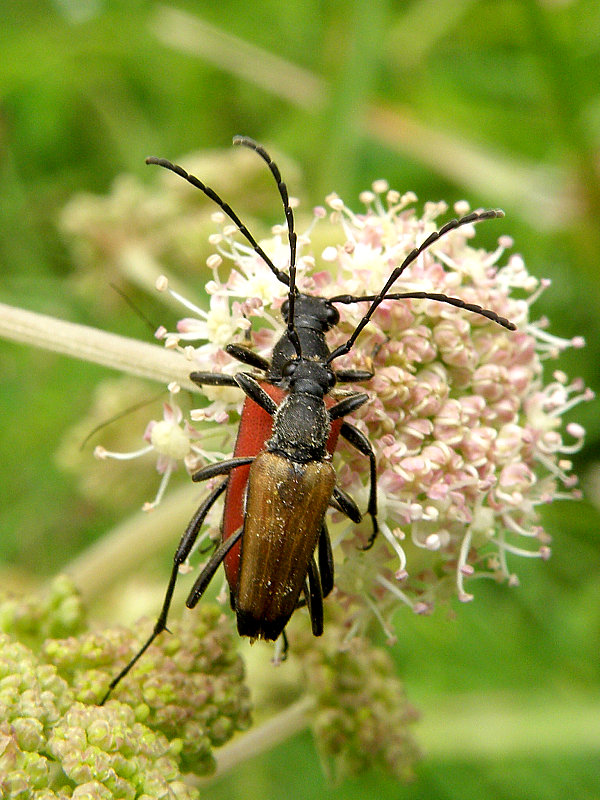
101, 137, 515, 702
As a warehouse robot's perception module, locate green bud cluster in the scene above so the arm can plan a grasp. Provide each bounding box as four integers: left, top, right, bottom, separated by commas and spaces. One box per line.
0, 574, 85, 649
0, 578, 252, 797
295, 619, 420, 782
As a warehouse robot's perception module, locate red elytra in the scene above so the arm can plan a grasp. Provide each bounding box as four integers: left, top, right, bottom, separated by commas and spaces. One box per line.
221, 382, 344, 588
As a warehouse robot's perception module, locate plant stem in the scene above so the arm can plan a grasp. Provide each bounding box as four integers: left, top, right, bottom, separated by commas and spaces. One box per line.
195, 692, 600, 782
0, 302, 198, 392
196, 696, 316, 784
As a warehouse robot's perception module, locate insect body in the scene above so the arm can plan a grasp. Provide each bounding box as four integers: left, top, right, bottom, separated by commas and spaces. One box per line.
101, 137, 515, 702
186, 339, 371, 643
217, 383, 345, 607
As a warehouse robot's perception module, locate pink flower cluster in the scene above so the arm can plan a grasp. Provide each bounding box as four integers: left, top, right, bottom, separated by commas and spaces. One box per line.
101, 182, 592, 633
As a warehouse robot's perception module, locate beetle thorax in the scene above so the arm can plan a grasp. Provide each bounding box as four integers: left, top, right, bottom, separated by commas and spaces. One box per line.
266, 390, 331, 463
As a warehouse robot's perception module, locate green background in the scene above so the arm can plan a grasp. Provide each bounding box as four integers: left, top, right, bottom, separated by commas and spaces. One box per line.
1, 1, 599, 798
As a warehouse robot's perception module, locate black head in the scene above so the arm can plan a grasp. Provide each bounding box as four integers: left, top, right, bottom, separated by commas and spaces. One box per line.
281, 294, 340, 331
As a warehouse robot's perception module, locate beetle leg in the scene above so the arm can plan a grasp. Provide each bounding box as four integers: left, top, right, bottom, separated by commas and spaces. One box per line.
186, 526, 244, 608
190, 342, 271, 386
192, 456, 254, 482
340, 421, 378, 547
305, 555, 324, 636
331, 485, 362, 523
190, 371, 239, 387
234, 372, 278, 415
225, 343, 272, 372
328, 392, 369, 421
272, 630, 289, 665
100, 478, 229, 704
334, 368, 373, 384
318, 523, 334, 598
294, 525, 333, 611
174, 480, 230, 565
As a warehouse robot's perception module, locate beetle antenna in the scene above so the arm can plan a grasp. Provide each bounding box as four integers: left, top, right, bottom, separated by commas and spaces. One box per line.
145, 155, 290, 287
233, 136, 297, 280
233, 136, 301, 356
330, 290, 515, 330
327, 209, 513, 363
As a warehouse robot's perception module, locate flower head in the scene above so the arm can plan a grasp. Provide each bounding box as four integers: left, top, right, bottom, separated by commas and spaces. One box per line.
94, 385, 206, 509
69, 153, 592, 640
292, 612, 420, 782
147, 183, 590, 630
0, 579, 251, 795
47, 146, 595, 784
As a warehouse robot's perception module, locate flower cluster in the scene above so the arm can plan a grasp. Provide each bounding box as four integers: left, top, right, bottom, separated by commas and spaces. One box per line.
93, 384, 205, 510
0, 578, 251, 796
0, 573, 85, 648
63, 155, 592, 639
292, 613, 420, 782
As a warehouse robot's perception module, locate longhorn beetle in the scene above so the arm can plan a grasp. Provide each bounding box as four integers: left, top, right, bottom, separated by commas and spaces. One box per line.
101, 137, 515, 702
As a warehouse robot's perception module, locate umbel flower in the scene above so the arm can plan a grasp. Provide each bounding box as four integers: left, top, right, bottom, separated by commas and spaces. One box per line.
0, 577, 251, 797
85, 165, 591, 639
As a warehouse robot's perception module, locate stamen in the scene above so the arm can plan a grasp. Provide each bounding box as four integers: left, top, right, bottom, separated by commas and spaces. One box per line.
143, 463, 173, 510
364, 594, 397, 644
376, 575, 415, 610
456, 529, 474, 602
94, 444, 154, 461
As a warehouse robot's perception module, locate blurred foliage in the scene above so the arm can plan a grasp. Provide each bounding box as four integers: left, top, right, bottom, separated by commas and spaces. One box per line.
1, 1, 599, 798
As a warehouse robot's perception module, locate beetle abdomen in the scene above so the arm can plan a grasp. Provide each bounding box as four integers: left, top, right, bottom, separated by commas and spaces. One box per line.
235, 451, 336, 640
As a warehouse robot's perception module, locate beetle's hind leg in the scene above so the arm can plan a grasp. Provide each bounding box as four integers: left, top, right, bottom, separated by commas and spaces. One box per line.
305, 555, 324, 636
272, 630, 289, 665
101, 477, 229, 704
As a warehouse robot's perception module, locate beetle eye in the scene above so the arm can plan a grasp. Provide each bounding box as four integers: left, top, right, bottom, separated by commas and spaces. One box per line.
281, 299, 290, 322
326, 304, 340, 327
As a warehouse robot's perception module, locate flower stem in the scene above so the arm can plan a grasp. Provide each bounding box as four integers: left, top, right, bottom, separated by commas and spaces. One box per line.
196, 695, 316, 784
0, 302, 198, 391
196, 692, 600, 782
